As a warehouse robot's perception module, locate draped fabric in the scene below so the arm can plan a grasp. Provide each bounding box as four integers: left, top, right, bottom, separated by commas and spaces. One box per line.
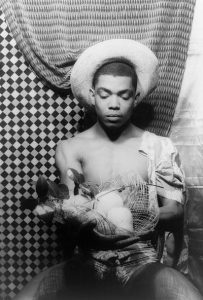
170, 0, 203, 293
1, 0, 195, 136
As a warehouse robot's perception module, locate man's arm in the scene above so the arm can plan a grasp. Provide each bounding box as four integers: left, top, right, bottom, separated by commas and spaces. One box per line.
156, 197, 184, 266
157, 197, 184, 232
55, 139, 82, 195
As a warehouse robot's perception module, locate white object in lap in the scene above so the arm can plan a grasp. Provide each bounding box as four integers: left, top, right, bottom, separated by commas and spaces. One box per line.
107, 206, 134, 231
95, 190, 133, 231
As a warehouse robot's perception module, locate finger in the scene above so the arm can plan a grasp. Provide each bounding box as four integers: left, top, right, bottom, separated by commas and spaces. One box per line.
91, 230, 138, 250
94, 236, 139, 251
113, 236, 140, 249
139, 230, 155, 241
79, 219, 97, 233
92, 229, 131, 242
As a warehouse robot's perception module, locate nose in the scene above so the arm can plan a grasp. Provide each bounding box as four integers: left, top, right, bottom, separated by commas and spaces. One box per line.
108, 95, 120, 110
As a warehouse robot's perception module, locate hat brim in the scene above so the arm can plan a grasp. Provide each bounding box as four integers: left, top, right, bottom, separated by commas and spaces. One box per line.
70, 39, 159, 107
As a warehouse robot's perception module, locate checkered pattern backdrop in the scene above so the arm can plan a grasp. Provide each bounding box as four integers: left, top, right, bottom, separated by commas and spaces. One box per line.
0, 10, 84, 300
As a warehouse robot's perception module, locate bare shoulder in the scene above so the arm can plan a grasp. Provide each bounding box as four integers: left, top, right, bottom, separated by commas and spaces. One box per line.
131, 126, 145, 137
56, 128, 94, 156
56, 137, 74, 157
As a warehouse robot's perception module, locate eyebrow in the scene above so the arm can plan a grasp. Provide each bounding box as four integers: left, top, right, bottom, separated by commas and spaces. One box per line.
118, 89, 134, 96
96, 88, 111, 93
96, 87, 133, 95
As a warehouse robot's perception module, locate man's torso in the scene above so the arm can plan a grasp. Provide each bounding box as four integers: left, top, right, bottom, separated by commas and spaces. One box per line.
67, 126, 149, 185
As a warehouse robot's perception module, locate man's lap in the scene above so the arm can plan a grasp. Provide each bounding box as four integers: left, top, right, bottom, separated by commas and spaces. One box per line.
17, 257, 203, 300
127, 262, 203, 300
62, 259, 203, 300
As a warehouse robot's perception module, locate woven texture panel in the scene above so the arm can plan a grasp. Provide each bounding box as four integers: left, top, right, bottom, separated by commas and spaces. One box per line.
1, 0, 195, 135
0, 11, 83, 300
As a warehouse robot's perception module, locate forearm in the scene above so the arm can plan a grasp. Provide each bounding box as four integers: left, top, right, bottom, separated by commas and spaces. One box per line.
156, 201, 184, 232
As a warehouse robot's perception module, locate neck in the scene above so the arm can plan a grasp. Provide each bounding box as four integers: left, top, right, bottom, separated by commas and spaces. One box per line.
95, 120, 134, 141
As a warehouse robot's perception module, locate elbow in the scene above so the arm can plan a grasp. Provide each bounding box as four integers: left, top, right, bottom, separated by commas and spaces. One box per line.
175, 202, 184, 220
157, 200, 184, 232
171, 202, 184, 232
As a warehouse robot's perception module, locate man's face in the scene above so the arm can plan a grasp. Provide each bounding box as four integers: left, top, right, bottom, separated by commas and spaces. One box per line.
92, 74, 136, 129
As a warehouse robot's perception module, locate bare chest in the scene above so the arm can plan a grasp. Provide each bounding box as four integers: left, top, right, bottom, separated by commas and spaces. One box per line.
80, 140, 148, 184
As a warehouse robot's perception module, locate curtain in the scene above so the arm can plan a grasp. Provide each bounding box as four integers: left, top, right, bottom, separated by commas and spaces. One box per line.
1, 0, 196, 136
170, 0, 203, 292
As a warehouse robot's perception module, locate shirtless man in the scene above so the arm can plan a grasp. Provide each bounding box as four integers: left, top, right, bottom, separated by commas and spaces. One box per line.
56, 40, 182, 238
54, 40, 202, 300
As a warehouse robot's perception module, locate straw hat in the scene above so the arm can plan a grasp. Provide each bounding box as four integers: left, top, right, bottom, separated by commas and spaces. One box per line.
70, 39, 159, 107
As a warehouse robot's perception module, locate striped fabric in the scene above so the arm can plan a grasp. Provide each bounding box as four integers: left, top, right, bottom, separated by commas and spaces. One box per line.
1, 0, 195, 135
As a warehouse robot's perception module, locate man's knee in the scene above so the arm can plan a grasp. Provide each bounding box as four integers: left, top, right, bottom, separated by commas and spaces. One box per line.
127, 263, 202, 300
153, 266, 203, 300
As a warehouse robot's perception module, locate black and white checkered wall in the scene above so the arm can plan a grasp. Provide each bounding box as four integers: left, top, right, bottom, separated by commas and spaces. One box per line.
0, 11, 83, 300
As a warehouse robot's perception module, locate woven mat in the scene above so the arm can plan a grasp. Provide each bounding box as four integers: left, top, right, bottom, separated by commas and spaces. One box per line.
1, 0, 195, 135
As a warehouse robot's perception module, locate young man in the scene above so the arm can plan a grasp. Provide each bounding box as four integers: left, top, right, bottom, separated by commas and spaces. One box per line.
53, 39, 203, 300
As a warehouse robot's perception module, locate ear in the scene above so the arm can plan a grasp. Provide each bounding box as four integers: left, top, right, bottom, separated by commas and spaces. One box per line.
134, 92, 140, 107
89, 88, 96, 106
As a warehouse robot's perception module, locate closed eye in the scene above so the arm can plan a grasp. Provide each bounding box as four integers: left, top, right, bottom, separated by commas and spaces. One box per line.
99, 92, 110, 99
119, 91, 133, 100
97, 88, 111, 99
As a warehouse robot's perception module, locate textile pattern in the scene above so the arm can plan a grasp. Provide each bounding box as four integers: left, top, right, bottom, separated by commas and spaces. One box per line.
0, 10, 83, 299
0, 1, 196, 298
1, 0, 195, 135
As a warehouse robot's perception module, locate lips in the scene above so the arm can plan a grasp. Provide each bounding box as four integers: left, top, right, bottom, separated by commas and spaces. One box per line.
106, 115, 122, 122
106, 114, 121, 118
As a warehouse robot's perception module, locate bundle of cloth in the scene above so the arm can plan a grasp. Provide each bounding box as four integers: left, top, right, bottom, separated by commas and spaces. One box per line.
32, 169, 159, 246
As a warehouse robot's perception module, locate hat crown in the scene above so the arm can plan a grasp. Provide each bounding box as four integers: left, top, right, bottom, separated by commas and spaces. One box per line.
71, 39, 159, 107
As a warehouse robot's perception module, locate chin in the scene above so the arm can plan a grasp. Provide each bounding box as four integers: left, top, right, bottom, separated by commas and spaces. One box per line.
98, 116, 129, 130
104, 121, 124, 129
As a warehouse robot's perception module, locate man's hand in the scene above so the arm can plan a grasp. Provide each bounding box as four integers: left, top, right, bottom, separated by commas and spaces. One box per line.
33, 204, 54, 223
77, 220, 154, 251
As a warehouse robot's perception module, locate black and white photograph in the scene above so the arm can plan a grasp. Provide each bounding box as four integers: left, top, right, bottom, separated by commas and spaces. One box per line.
0, 1, 203, 299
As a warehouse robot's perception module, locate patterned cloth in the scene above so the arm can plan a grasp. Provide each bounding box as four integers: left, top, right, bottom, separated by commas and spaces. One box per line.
84, 242, 158, 284
1, 0, 195, 135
